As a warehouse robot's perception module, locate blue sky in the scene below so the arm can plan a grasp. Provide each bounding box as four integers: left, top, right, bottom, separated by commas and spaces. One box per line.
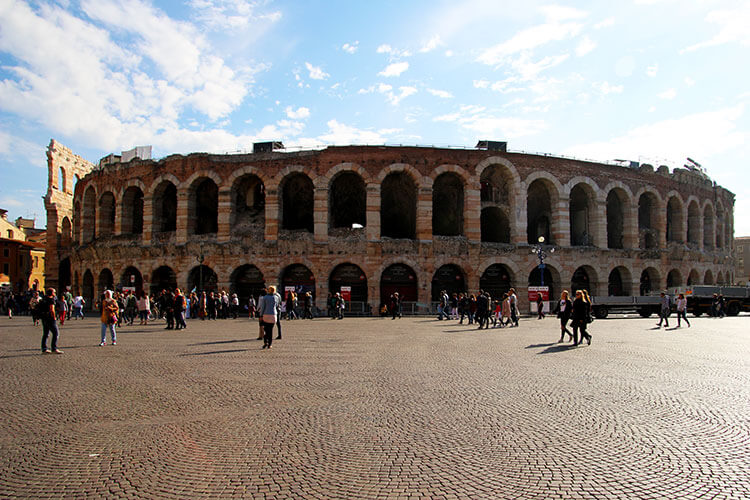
1, 0, 748, 233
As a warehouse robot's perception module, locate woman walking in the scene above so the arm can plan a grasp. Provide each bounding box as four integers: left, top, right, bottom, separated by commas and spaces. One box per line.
137, 291, 151, 325
570, 290, 591, 346
258, 286, 280, 349
676, 293, 691, 327
100, 290, 119, 346
553, 290, 573, 342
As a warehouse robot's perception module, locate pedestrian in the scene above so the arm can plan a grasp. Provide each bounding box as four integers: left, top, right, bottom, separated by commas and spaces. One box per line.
500, 293, 511, 327
248, 295, 256, 318
508, 288, 519, 327
137, 291, 150, 325
39, 288, 62, 354
571, 290, 590, 346
450, 293, 459, 320
390, 292, 401, 319
437, 290, 449, 320
582, 290, 593, 345
55, 294, 67, 326
656, 291, 671, 328
335, 292, 345, 320
536, 293, 545, 319
258, 285, 280, 349
72, 293, 85, 319
274, 287, 283, 339
717, 294, 726, 318
231, 293, 239, 319
303, 291, 314, 319
256, 290, 266, 339
99, 290, 119, 346
458, 293, 468, 324
174, 288, 187, 330
676, 293, 690, 327
553, 290, 573, 342
29, 291, 41, 326
476, 290, 489, 329
63, 287, 73, 321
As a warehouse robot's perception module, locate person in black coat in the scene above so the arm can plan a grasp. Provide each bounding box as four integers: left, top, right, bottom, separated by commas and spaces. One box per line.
553, 290, 573, 343
570, 290, 591, 346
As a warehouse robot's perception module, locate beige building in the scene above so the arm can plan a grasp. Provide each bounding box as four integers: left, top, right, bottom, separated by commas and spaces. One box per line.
734, 236, 750, 285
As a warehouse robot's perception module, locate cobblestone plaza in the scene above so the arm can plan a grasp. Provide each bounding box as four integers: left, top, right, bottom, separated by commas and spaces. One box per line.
1, 315, 748, 499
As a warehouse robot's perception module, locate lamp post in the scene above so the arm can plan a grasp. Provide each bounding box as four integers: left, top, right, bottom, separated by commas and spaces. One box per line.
531, 236, 555, 287
196, 242, 204, 293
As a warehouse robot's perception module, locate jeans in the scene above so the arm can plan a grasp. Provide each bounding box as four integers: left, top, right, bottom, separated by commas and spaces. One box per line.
41, 319, 59, 351
73, 306, 84, 319
101, 322, 117, 343
677, 309, 690, 326
263, 321, 275, 347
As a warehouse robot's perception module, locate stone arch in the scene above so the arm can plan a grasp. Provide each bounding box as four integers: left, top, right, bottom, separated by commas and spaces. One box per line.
58, 257, 71, 291
98, 268, 114, 297
230, 173, 265, 234
704, 269, 714, 285
150, 265, 178, 294
568, 181, 597, 246
188, 176, 219, 235
480, 207, 510, 243
480, 263, 515, 299
180, 170, 223, 191
608, 266, 632, 296
528, 262, 561, 301
152, 179, 178, 233
380, 262, 418, 304
687, 269, 700, 286
329, 263, 368, 302
280, 263, 316, 299
716, 271, 725, 285
687, 198, 701, 246
280, 172, 314, 232
82, 269, 94, 308
429, 164, 471, 184
58, 167, 66, 193
230, 264, 266, 305
319, 162, 373, 188
381, 171, 417, 239
640, 267, 660, 295
432, 172, 464, 236
666, 268, 682, 288
431, 263, 467, 301
571, 265, 598, 295
376, 163, 424, 186
329, 170, 367, 230
702, 201, 715, 250
225, 166, 272, 192
82, 186, 97, 243
120, 266, 144, 293
273, 164, 316, 190
98, 191, 116, 237
60, 217, 72, 247
637, 189, 661, 249
665, 192, 684, 243
73, 201, 81, 244
188, 265, 218, 293
475, 156, 521, 187
606, 186, 629, 249
525, 174, 561, 244
122, 185, 144, 235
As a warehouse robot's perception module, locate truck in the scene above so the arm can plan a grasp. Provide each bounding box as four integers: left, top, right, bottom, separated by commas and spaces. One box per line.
676, 285, 750, 317
589, 295, 662, 319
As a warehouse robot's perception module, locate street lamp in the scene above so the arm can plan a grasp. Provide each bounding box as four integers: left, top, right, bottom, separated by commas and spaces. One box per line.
531, 236, 555, 287
196, 242, 204, 293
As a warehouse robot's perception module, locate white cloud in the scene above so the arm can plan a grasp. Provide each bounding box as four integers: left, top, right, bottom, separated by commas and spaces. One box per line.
376, 43, 411, 58
342, 41, 359, 54
387, 86, 417, 106
0, 130, 45, 167
376, 44, 392, 54
575, 36, 596, 57
285, 106, 310, 119
562, 105, 748, 167
316, 120, 388, 145
593, 81, 624, 95
646, 63, 659, 77
684, 77, 695, 87
357, 83, 414, 105
595, 17, 614, 29
682, 5, 750, 52
419, 35, 442, 53
305, 62, 329, 80
378, 61, 409, 77
473, 79, 490, 89
658, 88, 677, 100
189, 0, 281, 30
427, 88, 453, 99
434, 105, 547, 138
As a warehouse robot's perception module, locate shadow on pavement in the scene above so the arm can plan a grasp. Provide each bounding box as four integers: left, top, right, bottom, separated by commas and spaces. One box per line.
525, 342, 557, 349
537, 344, 579, 354
180, 349, 248, 356
187, 339, 250, 347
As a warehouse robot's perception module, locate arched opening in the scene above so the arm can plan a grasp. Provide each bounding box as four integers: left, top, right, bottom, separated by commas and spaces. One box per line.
480, 164, 512, 205
687, 269, 700, 286
666, 196, 683, 243
281, 173, 314, 232
82, 187, 96, 243
98, 268, 114, 298
638, 192, 659, 249
687, 201, 700, 247
380, 263, 418, 303
120, 266, 143, 294
481, 263, 514, 300
98, 191, 116, 237
432, 173, 464, 237
528, 264, 558, 302
231, 174, 265, 234
230, 265, 266, 306
58, 257, 71, 292
666, 269, 682, 289
189, 178, 219, 235
82, 270, 94, 310
481, 207, 510, 243
571, 266, 596, 295
715, 206, 724, 249
60, 217, 72, 247
154, 181, 177, 233
570, 184, 593, 246
73, 201, 81, 244
187, 265, 218, 293
281, 264, 316, 298
716, 272, 725, 285
527, 179, 555, 244
704, 269, 714, 285
330, 172, 366, 230
606, 189, 626, 249
150, 266, 177, 295
381, 172, 417, 239
58, 167, 66, 192
431, 264, 466, 301
329, 263, 368, 303
639, 267, 660, 295
122, 187, 144, 235
703, 204, 714, 250
608, 267, 631, 296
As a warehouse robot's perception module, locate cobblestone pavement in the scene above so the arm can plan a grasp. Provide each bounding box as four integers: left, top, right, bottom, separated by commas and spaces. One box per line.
1, 313, 749, 499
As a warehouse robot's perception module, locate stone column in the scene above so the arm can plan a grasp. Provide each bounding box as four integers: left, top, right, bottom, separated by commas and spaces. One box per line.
176, 190, 189, 245
592, 199, 607, 248
114, 199, 123, 236
314, 187, 329, 244
366, 184, 380, 241
217, 188, 231, 243
416, 187, 432, 241
512, 185, 527, 246
264, 188, 279, 241
142, 195, 153, 245
624, 201, 638, 249
656, 201, 667, 249
465, 187, 481, 243
553, 198, 570, 247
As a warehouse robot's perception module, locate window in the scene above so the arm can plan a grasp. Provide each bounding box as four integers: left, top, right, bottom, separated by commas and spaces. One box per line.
3, 248, 8, 257
3, 263, 8, 274
34, 256, 38, 268
6, 230, 12, 239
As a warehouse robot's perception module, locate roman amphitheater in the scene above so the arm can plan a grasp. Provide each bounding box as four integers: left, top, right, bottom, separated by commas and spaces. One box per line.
44, 139, 735, 313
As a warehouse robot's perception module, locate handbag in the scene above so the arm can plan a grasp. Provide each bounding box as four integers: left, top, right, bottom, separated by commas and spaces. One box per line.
262, 314, 276, 324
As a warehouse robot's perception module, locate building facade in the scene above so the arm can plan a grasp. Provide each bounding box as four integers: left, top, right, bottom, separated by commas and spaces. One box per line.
734, 237, 750, 285
45, 140, 735, 312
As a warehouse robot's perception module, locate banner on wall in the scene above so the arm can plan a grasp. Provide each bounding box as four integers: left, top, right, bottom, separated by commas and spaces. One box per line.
528, 286, 550, 313
340, 286, 351, 302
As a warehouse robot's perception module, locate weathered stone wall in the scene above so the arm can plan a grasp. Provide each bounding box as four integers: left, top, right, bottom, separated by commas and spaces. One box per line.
48, 142, 735, 311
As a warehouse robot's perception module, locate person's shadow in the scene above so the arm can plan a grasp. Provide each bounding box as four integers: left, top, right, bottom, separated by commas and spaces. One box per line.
537, 344, 579, 354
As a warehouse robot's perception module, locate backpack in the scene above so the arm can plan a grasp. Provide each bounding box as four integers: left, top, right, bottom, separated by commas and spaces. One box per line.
34, 297, 53, 321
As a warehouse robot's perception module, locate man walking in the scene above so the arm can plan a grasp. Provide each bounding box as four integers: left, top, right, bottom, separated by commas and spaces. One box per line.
39, 288, 62, 354
656, 292, 671, 328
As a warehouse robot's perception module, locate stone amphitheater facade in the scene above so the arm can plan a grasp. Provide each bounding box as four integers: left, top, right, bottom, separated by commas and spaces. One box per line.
44, 139, 735, 313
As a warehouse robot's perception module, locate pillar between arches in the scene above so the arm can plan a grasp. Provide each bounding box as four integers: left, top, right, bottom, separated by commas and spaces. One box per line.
314, 187, 328, 243
217, 188, 231, 243
176, 191, 189, 244
143, 195, 153, 245
264, 190, 279, 241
